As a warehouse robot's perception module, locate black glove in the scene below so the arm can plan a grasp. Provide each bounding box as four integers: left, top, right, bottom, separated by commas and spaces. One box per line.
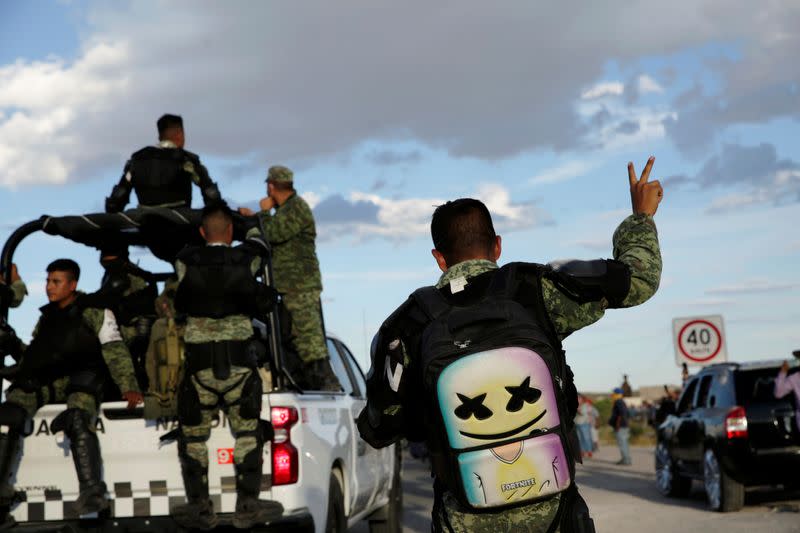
0, 285, 14, 309
246, 338, 268, 367
0, 323, 23, 361
256, 285, 279, 317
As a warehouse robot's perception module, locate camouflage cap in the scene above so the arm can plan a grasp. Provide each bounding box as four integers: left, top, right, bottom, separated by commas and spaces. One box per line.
266, 165, 294, 183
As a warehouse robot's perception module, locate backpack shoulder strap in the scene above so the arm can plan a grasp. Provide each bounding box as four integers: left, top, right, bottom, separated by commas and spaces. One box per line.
503, 262, 564, 347
490, 263, 528, 298
410, 286, 451, 322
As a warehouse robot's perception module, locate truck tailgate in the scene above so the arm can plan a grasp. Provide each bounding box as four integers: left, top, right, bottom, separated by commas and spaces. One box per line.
10, 400, 272, 523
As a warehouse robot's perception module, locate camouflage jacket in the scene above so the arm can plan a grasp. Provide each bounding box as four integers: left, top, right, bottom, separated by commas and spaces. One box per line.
26, 297, 140, 394
119, 271, 151, 343
357, 213, 661, 531
258, 193, 322, 293
174, 243, 262, 344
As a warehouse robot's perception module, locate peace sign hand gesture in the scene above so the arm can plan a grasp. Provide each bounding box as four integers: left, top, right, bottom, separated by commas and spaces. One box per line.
628, 156, 663, 217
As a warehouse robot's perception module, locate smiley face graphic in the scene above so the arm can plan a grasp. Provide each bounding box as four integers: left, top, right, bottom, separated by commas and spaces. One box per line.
437, 346, 559, 450
437, 346, 569, 507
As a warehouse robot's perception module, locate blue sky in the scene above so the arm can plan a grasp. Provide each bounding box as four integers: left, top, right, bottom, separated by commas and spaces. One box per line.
1, 1, 798, 392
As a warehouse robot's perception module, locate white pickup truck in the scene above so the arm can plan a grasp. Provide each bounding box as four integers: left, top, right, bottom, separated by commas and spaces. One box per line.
0, 211, 402, 532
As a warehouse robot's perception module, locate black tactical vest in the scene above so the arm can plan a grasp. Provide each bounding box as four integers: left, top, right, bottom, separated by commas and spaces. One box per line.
98, 261, 157, 325
20, 299, 104, 384
129, 146, 193, 207
175, 245, 262, 319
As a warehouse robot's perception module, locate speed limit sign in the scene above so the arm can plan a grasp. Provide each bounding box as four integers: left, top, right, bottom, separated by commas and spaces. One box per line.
673, 315, 727, 366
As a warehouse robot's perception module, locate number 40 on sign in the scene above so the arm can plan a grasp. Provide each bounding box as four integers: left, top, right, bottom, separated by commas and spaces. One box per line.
672, 315, 728, 367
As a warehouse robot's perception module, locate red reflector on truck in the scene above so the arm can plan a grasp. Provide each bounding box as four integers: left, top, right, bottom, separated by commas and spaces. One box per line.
725, 406, 748, 439
272, 442, 299, 485
271, 406, 299, 485
272, 406, 299, 428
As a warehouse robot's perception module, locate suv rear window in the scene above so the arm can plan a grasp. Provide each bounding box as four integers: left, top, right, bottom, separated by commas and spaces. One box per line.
677, 378, 698, 414
735, 367, 799, 406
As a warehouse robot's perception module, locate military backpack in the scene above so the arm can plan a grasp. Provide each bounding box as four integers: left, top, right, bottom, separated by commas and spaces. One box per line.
412, 263, 577, 511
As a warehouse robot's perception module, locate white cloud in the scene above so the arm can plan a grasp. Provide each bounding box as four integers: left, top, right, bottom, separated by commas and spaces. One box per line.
0, 41, 130, 187
316, 183, 549, 243
678, 297, 736, 307
325, 269, 439, 282
705, 169, 800, 213
303, 191, 321, 210
569, 238, 611, 251
24, 277, 47, 299
1, 1, 798, 187
775, 169, 800, 185
637, 74, 664, 94
594, 108, 677, 150
705, 191, 767, 213
529, 160, 596, 186
705, 279, 797, 296
581, 82, 624, 100
596, 208, 631, 221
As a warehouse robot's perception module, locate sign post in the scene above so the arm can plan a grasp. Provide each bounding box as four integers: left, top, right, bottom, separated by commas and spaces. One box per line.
672, 315, 727, 367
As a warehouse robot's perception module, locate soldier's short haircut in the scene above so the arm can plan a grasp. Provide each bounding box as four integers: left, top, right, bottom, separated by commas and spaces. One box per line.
157, 114, 183, 137
431, 198, 496, 265
47, 258, 81, 281
201, 201, 233, 238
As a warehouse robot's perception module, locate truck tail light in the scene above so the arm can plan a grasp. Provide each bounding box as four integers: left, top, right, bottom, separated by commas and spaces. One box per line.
271, 407, 299, 485
725, 406, 748, 439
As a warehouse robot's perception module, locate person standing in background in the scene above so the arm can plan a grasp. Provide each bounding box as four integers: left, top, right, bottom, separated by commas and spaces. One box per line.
575, 395, 599, 459
774, 357, 800, 432
609, 387, 631, 465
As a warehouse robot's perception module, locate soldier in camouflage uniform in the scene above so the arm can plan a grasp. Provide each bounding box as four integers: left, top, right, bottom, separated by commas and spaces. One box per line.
105, 114, 222, 213
97, 246, 158, 389
358, 158, 664, 532
239, 165, 340, 391
170, 203, 282, 530
0, 259, 142, 524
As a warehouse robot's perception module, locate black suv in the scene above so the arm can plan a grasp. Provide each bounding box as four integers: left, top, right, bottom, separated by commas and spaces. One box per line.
655, 360, 800, 512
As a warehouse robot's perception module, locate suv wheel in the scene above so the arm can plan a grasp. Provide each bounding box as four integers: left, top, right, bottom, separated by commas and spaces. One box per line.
703, 448, 744, 512
655, 442, 691, 497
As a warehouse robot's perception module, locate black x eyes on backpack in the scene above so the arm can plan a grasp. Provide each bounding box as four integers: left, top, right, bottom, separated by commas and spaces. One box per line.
412, 263, 576, 511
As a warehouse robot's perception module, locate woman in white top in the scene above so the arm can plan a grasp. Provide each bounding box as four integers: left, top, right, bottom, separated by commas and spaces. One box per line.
574, 394, 599, 458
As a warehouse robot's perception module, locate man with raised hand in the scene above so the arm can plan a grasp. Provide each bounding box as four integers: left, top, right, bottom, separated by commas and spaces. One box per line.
358, 158, 663, 532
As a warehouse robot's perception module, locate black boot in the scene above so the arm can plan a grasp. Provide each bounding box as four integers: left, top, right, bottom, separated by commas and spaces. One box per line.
0, 431, 22, 530
305, 359, 342, 392
171, 439, 218, 531
58, 409, 109, 516
233, 447, 283, 529
0, 432, 21, 507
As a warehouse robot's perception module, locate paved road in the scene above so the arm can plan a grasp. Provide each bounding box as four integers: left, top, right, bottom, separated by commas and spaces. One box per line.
374, 445, 800, 533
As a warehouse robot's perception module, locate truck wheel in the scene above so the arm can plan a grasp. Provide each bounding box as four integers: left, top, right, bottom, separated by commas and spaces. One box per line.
703, 448, 744, 512
325, 472, 346, 533
655, 442, 691, 497
369, 446, 403, 533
